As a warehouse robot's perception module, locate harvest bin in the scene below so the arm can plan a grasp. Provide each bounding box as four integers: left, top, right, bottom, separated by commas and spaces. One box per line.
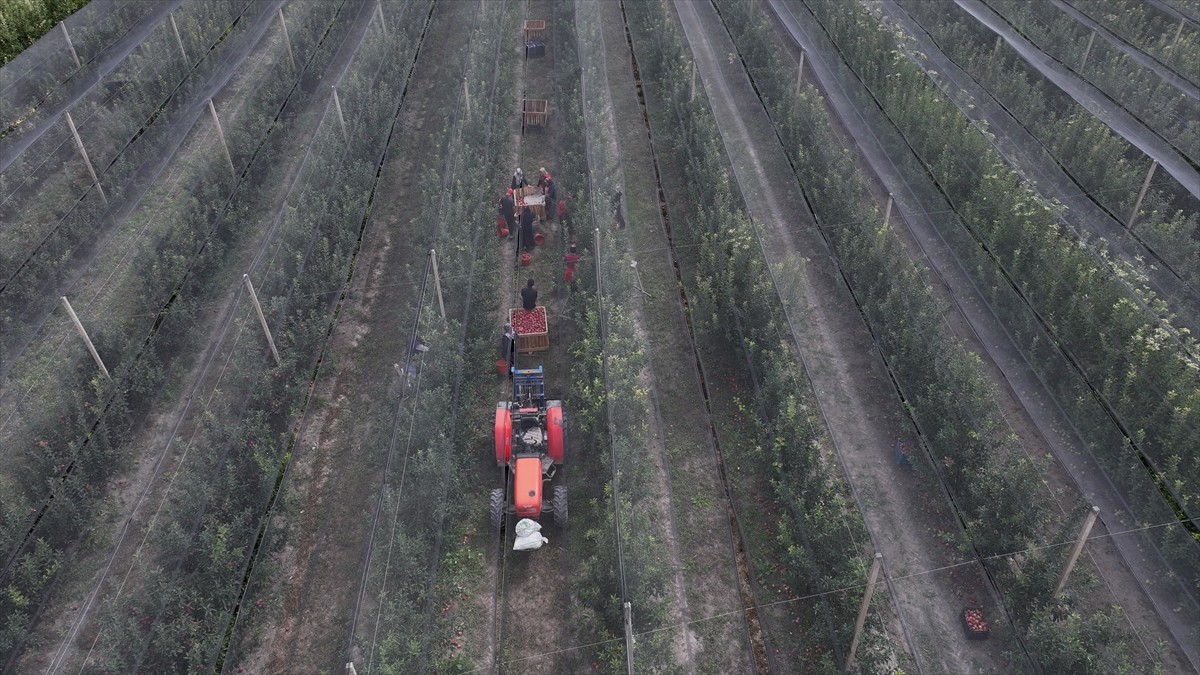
510, 306, 549, 353
961, 607, 990, 640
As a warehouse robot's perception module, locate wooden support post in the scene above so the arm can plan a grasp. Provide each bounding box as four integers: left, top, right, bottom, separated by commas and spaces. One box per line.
332, 87, 347, 138
208, 99, 237, 177
61, 296, 110, 379
430, 249, 446, 320
170, 12, 188, 62
883, 193, 894, 229
278, 8, 296, 71
990, 35, 1003, 69
623, 601, 635, 675
689, 60, 697, 102
375, 0, 387, 38
1054, 506, 1100, 597
60, 22, 81, 68
845, 553, 883, 673
64, 112, 107, 206
1168, 17, 1185, 53
243, 274, 281, 365
1079, 30, 1096, 71
794, 50, 806, 100
1127, 160, 1158, 231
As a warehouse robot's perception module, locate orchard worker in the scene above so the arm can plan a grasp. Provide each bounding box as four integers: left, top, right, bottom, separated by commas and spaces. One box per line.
511, 167, 526, 190
612, 190, 626, 229
521, 278, 538, 311
543, 175, 557, 223
519, 206, 536, 252
399, 335, 430, 381
563, 243, 582, 290
500, 322, 517, 377
498, 189, 516, 238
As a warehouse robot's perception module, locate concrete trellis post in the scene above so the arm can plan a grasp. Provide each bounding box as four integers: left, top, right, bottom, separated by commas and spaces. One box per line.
208, 99, 237, 177
332, 87, 347, 138
883, 193, 894, 229
430, 249, 446, 320
623, 601, 635, 675
64, 112, 108, 206
243, 274, 281, 365
1054, 506, 1100, 597
1168, 17, 1185, 53
345, 662, 357, 675
1078, 30, 1096, 71
60, 22, 81, 68
1127, 159, 1159, 231
794, 50, 806, 100
61, 296, 110, 379
170, 12, 188, 62
375, 0, 387, 38
594, 228, 602, 298
990, 35, 1003, 69
844, 553, 883, 672
278, 8, 296, 71
463, 78, 471, 115
689, 60, 697, 102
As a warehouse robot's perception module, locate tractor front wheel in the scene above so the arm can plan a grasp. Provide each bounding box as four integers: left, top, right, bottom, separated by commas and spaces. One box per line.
489, 488, 506, 531
551, 485, 568, 527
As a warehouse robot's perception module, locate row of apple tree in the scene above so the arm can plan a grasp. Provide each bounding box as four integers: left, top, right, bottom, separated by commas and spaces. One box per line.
801, 0, 1199, 577
0, 3, 420, 669
717, 0, 1157, 671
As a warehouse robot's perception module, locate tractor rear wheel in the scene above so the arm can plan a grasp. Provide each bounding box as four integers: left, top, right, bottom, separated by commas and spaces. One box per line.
489, 488, 506, 530
551, 485, 568, 527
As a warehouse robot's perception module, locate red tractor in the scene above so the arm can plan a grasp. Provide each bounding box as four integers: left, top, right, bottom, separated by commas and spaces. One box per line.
490, 366, 567, 529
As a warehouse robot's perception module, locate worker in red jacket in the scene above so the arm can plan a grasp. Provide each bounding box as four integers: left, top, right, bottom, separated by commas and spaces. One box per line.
563, 243, 582, 290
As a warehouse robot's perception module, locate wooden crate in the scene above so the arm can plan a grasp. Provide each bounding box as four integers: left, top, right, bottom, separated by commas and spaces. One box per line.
523, 20, 546, 41
510, 307, 550, 353
522, 99, 548, 133
517, 332, 550, 353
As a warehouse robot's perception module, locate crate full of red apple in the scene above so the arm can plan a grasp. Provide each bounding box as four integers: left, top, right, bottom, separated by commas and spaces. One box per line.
510, 306, 549, 353
961, 607, 990, 640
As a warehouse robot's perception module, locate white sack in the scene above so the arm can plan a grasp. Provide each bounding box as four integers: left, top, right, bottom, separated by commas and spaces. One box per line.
513, 518, 548, 551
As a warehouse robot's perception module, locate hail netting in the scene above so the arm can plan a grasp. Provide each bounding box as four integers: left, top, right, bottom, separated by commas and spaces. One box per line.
0, 0, 407, 670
